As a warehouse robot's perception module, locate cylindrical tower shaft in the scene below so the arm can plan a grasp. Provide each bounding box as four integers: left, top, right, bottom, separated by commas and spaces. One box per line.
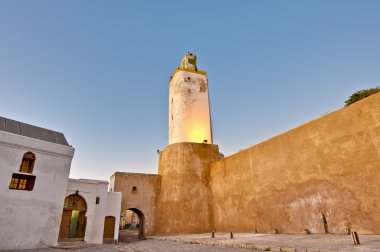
169, 53, 213, 145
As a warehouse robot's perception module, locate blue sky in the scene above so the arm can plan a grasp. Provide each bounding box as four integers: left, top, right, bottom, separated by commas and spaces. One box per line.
1, 0, 379, 180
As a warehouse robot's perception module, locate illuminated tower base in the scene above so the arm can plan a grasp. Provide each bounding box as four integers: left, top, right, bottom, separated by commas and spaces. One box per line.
155, 142, 219, 234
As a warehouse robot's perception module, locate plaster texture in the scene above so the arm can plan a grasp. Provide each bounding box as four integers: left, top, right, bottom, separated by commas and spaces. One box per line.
155, 143, 220, 234
0, 130, 74, 250
169, 69, 212, 145
105, 191, 122, 241
210, 93, 380, 234
110, 172, 161, 235
65, 179, 121, 244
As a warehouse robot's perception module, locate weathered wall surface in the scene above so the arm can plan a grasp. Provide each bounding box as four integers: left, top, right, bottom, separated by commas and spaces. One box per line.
169, 70, 213, 145
65, 179, 110, 244
110, 172, 161, 235
210, 93, 380, 234
105, 192, 122, 241
0, 131, 74, 250
155, 143, 220, 234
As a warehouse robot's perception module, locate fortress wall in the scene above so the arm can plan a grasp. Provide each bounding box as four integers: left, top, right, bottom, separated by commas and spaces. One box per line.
210, 93, 380, 234
109, 172, 161, 235
155, 143, 220, 234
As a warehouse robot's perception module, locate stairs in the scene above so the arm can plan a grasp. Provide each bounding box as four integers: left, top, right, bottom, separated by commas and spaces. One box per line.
53, 240, 95, 250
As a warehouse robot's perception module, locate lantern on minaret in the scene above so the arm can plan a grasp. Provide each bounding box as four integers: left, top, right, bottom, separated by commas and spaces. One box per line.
168, 53, 213, 145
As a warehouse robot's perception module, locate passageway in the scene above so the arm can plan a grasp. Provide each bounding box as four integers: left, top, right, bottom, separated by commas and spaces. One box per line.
118, 208, 145, 242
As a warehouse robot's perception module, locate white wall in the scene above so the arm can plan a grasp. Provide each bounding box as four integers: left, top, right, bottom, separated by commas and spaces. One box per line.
65, 179, 109, 244
105, 192, 122, 241
0, 131, 74, 250
169, 70, 213, 145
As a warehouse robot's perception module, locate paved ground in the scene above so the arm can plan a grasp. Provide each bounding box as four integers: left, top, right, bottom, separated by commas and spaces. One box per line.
3, 243, 119, 252
3, 240, 256, 252
119, 229, 139, 242
150, 232, 380, 252
117, 240, 255, 252
3, 233, 380, 252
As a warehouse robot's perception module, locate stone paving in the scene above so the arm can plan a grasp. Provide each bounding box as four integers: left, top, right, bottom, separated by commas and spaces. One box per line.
3, 233, 380, 252
116, 240, 255, 252
2, 243, 119, 252
3, 240, 256, 252
150, 232, 380, 252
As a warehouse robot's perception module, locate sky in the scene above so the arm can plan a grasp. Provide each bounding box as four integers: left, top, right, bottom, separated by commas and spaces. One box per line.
1, 0, 379, 180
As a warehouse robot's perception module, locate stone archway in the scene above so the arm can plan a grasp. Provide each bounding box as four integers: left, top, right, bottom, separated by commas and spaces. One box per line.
58, 193, 87, 241
128, 208, 145, 239
119, 208, 145, 241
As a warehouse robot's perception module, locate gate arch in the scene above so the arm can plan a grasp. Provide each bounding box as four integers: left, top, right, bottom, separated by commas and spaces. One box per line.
58, 193, 87, 240
125, 208, 145, 239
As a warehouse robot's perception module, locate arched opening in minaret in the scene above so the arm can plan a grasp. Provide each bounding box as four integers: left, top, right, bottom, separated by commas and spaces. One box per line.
119, 208, 145, 241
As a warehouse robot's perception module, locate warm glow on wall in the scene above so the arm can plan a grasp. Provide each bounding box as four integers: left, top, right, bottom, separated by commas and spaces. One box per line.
187, 120, 210, 143
168, 54, 213, 145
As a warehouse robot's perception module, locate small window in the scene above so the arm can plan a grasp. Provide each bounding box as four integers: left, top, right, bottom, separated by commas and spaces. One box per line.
131, 186, 137, 194
96, 197, 100, 204
19, 152, 35, 174
9, 173, 36, 191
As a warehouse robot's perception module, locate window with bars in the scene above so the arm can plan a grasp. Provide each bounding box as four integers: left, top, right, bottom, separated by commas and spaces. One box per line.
9, 173, 36, 191
9, 152, 37, 191
19, 152, 35, 173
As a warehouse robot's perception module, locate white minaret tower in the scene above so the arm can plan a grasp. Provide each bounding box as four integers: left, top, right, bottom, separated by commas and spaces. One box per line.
169, 53, 213, 145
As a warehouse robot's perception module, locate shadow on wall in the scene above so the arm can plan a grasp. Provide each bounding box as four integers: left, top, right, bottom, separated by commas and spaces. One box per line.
249, 180, 372, 234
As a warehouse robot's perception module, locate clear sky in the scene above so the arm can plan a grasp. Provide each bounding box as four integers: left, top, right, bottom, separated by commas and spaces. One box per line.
1, 1, 379, 180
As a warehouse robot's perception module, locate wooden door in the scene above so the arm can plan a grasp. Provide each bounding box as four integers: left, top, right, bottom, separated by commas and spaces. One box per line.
76, 212, 86, 239
103, 216, 115, 239
58, 210, 72, 239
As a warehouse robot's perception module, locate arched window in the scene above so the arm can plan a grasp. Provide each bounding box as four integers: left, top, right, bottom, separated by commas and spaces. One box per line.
19, 152, 35, 173
9, 152, 36, 191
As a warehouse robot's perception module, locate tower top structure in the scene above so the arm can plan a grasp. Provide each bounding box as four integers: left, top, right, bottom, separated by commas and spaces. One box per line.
172, 53, 207, 78
181, 52, 197, 71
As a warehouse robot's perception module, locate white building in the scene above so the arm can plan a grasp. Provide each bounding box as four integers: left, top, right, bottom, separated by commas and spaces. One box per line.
0, 116, 75, 250
169, 53, 213, 145
60, 179, 121, 244
0, 116, 122, 250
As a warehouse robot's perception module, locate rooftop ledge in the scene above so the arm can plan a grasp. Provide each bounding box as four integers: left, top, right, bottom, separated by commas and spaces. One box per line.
171, 68, 207, 79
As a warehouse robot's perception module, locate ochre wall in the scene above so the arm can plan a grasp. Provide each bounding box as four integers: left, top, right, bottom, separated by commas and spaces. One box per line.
210, 93, 380, 234
155, 143, 220, 234
109, 172, 161, 235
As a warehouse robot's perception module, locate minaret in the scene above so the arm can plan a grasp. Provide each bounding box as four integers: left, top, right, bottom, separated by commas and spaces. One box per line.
155, 53, 219, 234
169, 53, 213, 145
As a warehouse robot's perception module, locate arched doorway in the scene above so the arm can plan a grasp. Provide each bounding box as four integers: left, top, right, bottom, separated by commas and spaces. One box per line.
119, 208, 145, 241
58, 193, 87, 241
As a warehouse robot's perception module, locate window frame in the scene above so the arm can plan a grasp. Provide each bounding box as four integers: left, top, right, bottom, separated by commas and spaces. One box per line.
19, 152, 36, 174
9, 173, 36, 191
